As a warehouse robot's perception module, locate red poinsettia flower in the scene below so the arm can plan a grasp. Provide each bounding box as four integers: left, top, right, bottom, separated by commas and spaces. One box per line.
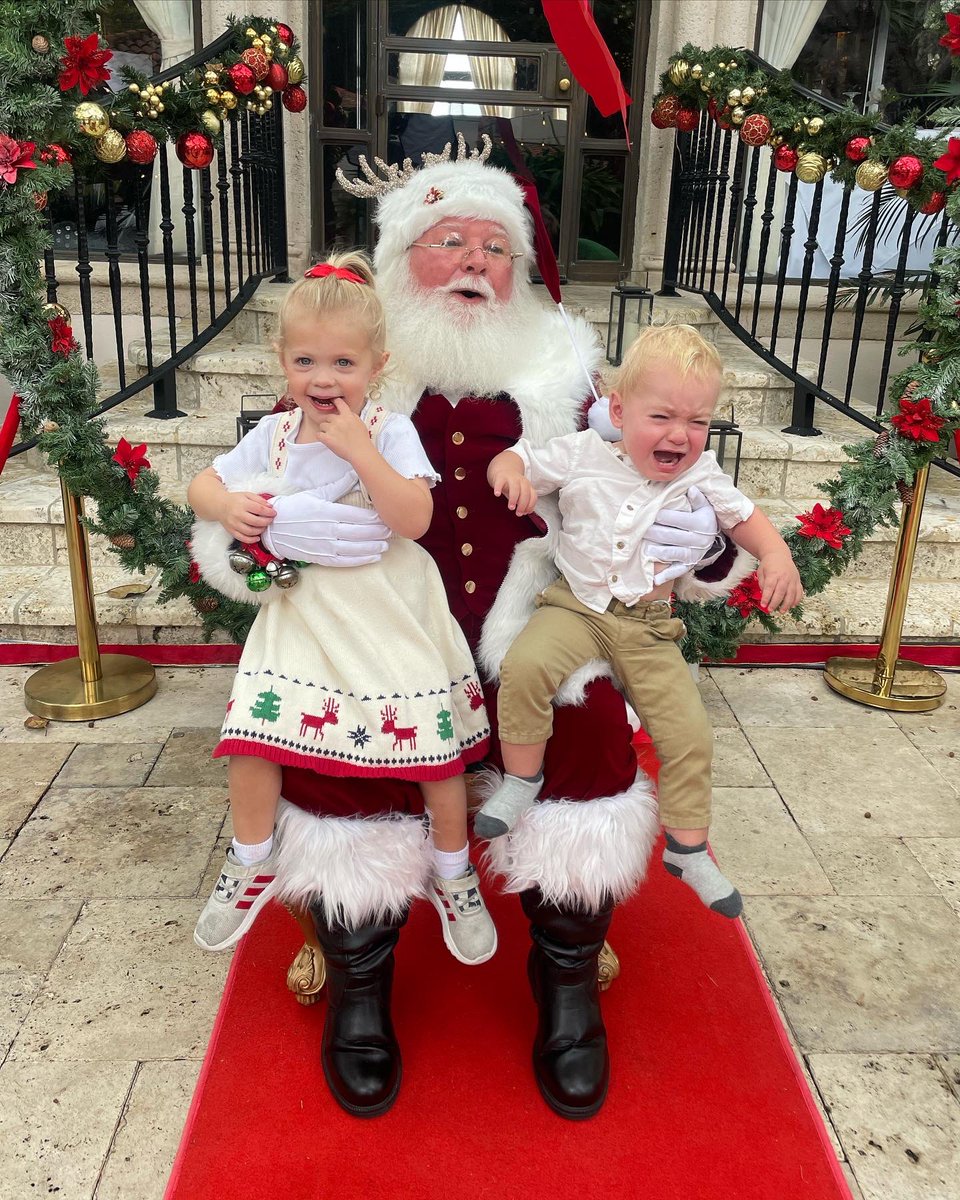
112, 437, 151, 484
0, 134, 36, 185
726, 573, 767, 618
796, 503, 852, 550
940, 12, 960, 55
48, 315, 76, 356
934, 136, 960, 186
58, 32, 113, 95
890, 395, 946, 443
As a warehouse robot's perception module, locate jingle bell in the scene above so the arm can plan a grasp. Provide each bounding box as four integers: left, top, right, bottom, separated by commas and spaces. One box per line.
229, 547, 257, 574
246, 569, 272, 592
274, 563, 300, 588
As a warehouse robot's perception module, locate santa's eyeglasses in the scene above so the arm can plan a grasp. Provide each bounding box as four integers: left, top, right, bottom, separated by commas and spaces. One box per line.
409, 234, 523, 262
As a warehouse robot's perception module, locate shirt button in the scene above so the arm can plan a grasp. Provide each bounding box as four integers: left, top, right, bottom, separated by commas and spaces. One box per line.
464, 580, 476, 594
452, 431, 465, 445
454, 467, 467, 480
456, 506, 468, 519
611, 575, 619, 583
626, 505, 634, 511
616, 541, 625, 549
461, 543, 473, 556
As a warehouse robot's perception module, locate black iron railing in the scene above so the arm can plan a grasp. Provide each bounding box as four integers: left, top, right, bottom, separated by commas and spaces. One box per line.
660, 53, 960, 481
12, 26, 289, 458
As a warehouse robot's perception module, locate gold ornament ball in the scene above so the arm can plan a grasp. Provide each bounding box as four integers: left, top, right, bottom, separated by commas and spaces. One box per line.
690, 63, 703, 79
728, 60, 738, 69
806, 115, 824, 135
245, 26, 257, 37
855, 159, 888, 192
129, 83, 140, 94
795, 151, 827, 184
204, 70, 218, 84
730, 105, 746, 126
74, 101, 110, 138
42, 302, 70, 322
264, 85, 273, 97
148, 109, 158, 119
769, 134, 783, 148
206, 88, 220, 103
253, 37, 264, 48
278, 42, 289, 58
920, 348, 939, 364
156, 102, 165, 113
286, 56, 304, 84
718, 62, 726, 70
741, 85, 756, 105
93, 128, 127, 163
727, 88, 742, 105
221, 90, 238, 110
32, 34, 50, 54
700, 81, 710, 93
668, 59, 689, 86
201, 110, 221, 135
264, 98, 273, 110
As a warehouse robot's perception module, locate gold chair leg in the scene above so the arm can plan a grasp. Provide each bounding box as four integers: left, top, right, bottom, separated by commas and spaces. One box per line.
598, 939, 620, 991
284, 903, 327, 1006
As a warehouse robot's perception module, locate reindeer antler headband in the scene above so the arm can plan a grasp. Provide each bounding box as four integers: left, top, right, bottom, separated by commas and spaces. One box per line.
335, 134, 493, 199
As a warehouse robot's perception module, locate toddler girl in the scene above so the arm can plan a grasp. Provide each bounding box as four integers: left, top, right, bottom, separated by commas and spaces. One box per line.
188, 252, 496, 965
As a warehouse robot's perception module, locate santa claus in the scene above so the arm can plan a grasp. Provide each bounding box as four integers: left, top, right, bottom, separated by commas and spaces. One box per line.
202, 138, 749, 1121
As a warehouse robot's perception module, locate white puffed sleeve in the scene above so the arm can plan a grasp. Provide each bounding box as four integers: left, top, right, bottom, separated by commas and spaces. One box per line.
377, 413, 441, 484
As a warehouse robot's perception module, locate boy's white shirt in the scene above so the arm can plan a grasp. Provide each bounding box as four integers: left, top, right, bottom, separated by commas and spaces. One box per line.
512, 428, 755, 615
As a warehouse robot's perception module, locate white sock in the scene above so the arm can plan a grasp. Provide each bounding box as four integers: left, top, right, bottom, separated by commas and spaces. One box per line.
232, 834, 274, 866
432, 843, 469, 880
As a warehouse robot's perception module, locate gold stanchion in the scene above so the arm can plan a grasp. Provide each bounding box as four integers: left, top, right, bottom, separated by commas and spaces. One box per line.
24, 480, 157, 721
824, 464, 946, 712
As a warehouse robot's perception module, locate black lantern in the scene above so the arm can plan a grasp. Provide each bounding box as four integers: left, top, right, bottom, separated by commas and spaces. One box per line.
607, 283, 654, 366
236, 393, 283, 444
706, 418, 743, 486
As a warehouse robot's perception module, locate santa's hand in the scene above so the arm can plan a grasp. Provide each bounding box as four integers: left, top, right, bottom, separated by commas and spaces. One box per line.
644, 486, 722, 585
262, 493, 390, 566
586, 395, 622, 441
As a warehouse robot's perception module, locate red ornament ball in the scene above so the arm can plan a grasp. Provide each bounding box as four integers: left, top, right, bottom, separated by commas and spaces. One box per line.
774, 144, 799, 173
241, 46, 270, 81
920, 190, 947, 215
265, 62, 288, 91
888, 154, 923, 191
675, 107, 699, 133
228, 62, 257, 95
650, 95, 681, 129
34, 191, 48, 211
176, 131, 214, 170
282, 85, 307, 114
125, 129, 158, 165
708, 99, 733, 130
739, 112, 772, 148
845, 136, 871, 163
276, 23, 294, 46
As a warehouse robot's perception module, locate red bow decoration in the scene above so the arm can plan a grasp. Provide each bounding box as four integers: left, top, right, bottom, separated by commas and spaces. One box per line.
304, 264, 366, 284
933, 137, 960, 186
48, 315, 77, 357
58, 32, 113, 95
796, 503, 852, 550
891, 394, 946, 443
726, 573, 767, 618
112, 437, 151, 485
940, 12, 960, 55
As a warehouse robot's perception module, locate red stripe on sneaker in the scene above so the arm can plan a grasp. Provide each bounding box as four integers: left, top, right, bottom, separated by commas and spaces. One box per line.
253, 874, 275, 884
236, 900, 254, 909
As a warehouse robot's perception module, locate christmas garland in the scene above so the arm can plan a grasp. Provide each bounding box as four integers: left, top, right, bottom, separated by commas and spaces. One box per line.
655, 20, 960, 660
0, 0, 308, 645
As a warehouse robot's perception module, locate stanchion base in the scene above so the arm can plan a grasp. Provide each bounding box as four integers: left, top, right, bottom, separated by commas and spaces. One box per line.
24, 654, 157, 722
823, 656, 946, 712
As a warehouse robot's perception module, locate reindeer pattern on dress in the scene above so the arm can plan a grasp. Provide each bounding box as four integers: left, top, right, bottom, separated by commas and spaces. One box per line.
380, 704, 418, 751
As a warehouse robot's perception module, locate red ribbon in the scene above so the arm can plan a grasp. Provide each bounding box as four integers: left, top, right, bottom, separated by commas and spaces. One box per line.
304, 263, 366, 284
0, 393, 22, 479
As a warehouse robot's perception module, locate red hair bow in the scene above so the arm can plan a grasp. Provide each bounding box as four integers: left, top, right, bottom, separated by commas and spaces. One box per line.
304, 263, 366, 284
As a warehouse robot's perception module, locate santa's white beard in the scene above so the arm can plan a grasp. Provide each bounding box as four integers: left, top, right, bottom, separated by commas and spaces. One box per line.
378, 257, 546, 399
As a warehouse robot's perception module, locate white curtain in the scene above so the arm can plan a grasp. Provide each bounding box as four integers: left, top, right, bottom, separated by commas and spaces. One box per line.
398, 6, 459, 114
758, 0, 828, 69
458, 6, 514, 118
134, 0, 195, 256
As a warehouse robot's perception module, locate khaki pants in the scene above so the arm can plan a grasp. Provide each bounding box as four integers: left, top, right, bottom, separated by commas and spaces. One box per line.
498, 577, 713, 830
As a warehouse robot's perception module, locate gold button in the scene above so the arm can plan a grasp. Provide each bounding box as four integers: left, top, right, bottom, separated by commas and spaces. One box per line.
464, 580, 476, 594
454, 467, 466, 480
456, 506, 468, 519
616, 541, 625, 549
452, 431, 465, 445
461, 543, 473, 556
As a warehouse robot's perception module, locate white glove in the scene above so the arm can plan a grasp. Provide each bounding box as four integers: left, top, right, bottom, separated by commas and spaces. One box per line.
586, 394, 622, 441
644, 486, 722, 585
262, 492, 391, 566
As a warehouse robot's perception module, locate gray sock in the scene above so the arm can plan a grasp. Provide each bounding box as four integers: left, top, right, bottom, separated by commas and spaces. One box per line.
473, 772, 544, 839
662, 832, 743, 918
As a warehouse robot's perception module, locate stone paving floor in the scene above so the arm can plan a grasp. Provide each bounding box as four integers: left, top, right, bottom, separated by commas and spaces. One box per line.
0, 663, 958, 1199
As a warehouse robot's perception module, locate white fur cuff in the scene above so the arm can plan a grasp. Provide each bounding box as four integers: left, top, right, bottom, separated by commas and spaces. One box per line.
274, 800, 433, 929
481, 771, 660, 911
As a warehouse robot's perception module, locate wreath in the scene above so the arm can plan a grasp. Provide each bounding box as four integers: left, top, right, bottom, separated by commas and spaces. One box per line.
1, 4, 958, 661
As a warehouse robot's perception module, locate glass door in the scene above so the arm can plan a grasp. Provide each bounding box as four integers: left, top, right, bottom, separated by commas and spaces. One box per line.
313, 1, 644, 280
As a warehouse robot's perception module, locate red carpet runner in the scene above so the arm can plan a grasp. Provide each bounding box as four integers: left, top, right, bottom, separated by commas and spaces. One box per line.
167, 845, 851, 1200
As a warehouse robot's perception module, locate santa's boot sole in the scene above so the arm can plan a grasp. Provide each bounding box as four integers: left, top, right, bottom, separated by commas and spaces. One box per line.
321, 1055, 402, 1118
532, 1050, 609, 1120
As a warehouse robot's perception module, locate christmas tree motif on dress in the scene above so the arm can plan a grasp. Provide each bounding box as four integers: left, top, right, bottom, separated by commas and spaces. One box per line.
465, 681, 484, 710
380, 704, 418, 751
250, 688, 281, 724
436, 708, 454, 742
299, 697, 340, 741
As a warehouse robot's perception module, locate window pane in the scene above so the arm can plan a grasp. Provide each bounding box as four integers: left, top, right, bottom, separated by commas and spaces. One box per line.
577, 154, 625, 261
323, 145, 372, 251
387, 50, 541, 93
321, 0, 368, 130
584, 0, 633, 137
388, 1, 552, 42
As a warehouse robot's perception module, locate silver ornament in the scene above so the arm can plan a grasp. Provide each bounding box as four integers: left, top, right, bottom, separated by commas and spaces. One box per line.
228, 547, 256, 574
274, 563, 300, 588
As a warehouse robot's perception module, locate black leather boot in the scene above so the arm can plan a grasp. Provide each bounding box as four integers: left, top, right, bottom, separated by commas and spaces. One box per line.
309, 904, 407, 1117
521, 888, 615, 1120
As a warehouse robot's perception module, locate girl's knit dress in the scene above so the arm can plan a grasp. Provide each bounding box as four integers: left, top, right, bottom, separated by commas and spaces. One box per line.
212, 404, 490, 780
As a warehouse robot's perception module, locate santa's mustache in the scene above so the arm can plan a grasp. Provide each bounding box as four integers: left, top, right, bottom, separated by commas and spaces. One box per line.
440, 275, 497, 301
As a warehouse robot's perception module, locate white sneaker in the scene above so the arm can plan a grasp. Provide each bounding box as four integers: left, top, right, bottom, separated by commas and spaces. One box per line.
428, 865, 497, 965
193, 847, 279, 952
